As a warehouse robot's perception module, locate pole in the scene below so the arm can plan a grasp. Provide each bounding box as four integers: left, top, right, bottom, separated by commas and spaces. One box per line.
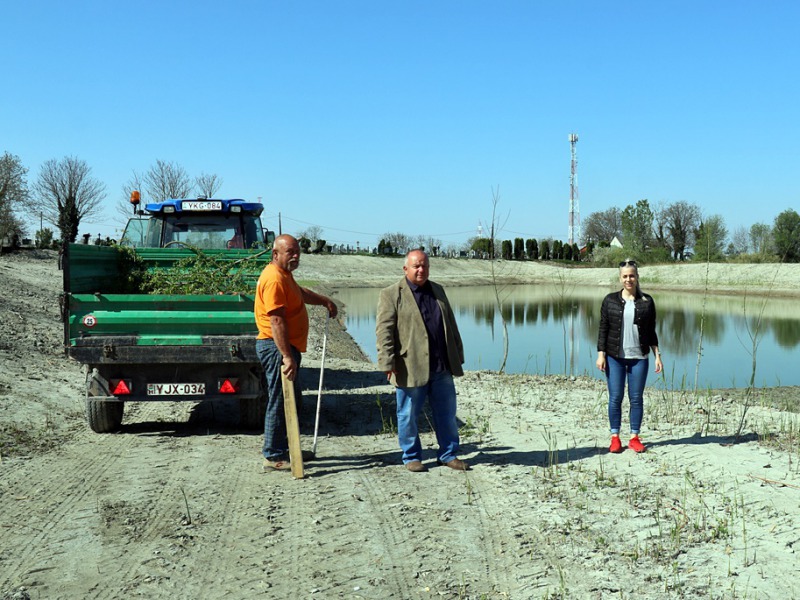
311, 315, 329, 456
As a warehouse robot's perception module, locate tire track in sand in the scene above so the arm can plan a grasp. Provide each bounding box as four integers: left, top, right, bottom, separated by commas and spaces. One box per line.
0, 402, 205, 598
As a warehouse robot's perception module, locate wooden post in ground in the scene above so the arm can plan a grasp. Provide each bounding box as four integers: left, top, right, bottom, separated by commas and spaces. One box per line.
281, 372, 304, 479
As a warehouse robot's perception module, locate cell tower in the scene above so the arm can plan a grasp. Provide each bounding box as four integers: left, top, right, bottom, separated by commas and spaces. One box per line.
568, 133, 580, 245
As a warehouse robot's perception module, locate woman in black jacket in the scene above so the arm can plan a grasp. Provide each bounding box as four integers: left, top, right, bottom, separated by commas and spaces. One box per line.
596, 260, 663, 453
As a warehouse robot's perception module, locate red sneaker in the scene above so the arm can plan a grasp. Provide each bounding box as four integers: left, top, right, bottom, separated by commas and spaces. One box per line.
609, 436, 623, 453
628, 436, 646, 453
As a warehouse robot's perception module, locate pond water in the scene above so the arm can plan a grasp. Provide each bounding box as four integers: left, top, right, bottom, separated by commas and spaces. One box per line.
333, 284, 800, 389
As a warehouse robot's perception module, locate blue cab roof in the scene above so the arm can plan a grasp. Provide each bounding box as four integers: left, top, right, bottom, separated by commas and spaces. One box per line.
144, 198, 264, 216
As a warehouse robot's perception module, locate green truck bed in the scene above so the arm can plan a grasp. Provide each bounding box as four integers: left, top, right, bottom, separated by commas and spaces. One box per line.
61, 243, 271, 432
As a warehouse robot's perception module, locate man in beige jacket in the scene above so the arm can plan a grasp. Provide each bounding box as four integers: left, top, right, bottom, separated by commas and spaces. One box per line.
375, 249, 467, 472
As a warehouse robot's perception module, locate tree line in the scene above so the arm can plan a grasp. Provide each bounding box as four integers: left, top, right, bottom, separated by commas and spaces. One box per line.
3, 151, 798, 262
460, 197, 800, 265
0, 152, 221, 248
581, 198, 800, 263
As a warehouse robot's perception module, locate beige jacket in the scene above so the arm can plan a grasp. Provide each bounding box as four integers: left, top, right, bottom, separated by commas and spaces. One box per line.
376, 277, 464, 388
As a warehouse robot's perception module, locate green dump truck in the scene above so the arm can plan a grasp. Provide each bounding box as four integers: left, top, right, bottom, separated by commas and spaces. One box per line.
62, 197, 275, 432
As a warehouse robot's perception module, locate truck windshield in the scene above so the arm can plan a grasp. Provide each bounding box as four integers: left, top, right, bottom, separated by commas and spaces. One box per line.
162, 214, 265, 249
122, 213, 266, 249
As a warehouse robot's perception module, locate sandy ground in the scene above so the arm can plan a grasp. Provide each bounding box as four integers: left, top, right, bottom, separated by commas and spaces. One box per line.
1, 250, 800, 600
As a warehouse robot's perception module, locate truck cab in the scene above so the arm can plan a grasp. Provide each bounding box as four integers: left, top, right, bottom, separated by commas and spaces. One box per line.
120, 197, 275, 250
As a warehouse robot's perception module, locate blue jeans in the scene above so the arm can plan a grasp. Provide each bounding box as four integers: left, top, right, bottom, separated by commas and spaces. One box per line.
256, 338, 302, 460
395, 371, 460, 464
605, 355, 648, 435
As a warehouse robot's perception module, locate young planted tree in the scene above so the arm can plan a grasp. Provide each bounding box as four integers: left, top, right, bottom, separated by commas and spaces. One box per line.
477, 186, 511, 373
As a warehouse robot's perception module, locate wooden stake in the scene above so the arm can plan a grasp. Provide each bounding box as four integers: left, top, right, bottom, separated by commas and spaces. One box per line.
281, 372, 304, 479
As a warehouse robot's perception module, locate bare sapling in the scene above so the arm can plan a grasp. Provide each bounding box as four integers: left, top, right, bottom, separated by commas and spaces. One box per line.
485, 186, 510, 374
734, 259, 784, 442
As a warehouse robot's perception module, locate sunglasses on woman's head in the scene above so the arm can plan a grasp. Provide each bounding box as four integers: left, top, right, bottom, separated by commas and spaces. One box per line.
619, 260, 637, 267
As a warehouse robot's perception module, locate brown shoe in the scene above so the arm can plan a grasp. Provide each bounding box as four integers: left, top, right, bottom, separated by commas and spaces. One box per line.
405, 460, 427, 472
438, 458, 469, 471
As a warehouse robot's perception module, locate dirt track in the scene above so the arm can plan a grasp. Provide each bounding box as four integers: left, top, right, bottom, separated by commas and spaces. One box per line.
2, 251, 800, 599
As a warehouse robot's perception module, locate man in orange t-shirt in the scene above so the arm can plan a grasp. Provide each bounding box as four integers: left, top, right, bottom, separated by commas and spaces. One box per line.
255, 234, 337, 472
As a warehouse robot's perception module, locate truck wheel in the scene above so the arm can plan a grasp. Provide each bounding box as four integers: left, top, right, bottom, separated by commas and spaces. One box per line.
239, 396, 266, 430
86, 400, 124, 433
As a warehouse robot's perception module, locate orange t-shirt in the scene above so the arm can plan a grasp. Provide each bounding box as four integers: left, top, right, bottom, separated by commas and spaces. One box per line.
254, 263, 309, 352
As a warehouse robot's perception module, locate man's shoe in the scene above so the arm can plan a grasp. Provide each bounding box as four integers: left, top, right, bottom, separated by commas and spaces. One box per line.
609, 436, 623, 453
263, 458, 291, 472
405, 460, 427, 472
628, 436, 646, 453
437, 458, 469, 471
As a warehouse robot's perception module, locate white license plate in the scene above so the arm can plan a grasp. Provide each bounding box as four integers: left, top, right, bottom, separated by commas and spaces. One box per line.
147, 383, 206, 396
182, 201, 222, 211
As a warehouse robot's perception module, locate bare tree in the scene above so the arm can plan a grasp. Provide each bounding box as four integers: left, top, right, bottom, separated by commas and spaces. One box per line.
117, 160, 218, 225
142, 159, 193, 201
381, 232, 413, 254
0, 152, 29, 244
195, 172, 222, 198
32, 156, 106, 244
749, 222, 772, 255
730, 226, 750, 255
651, 200, 671, 252
663, 200, 701, 260
297, 225, 324, 243
414, 235, 443, 255
581, 207, 622, 245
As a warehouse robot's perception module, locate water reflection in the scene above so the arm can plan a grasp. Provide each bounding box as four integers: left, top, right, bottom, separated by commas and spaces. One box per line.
334, 285, 800, 389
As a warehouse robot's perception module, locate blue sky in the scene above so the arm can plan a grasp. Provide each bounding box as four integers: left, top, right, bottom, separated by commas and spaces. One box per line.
3, 1, 798, 248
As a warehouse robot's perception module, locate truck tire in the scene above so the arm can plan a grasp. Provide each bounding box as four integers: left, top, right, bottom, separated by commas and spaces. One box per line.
86, 400, 124, 433
239, 396, 266, 430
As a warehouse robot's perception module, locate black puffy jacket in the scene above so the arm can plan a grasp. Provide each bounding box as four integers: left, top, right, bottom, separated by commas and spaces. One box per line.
597, 290, 659, 359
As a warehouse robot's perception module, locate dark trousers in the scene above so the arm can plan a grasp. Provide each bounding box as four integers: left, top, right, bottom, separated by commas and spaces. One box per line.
256, 338, 302, 460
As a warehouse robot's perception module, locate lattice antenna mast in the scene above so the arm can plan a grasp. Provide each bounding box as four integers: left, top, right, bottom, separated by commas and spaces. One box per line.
568, 133, 580, 245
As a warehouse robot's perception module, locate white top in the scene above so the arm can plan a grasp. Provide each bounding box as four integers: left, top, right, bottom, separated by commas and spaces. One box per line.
622, 298, 645, 359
